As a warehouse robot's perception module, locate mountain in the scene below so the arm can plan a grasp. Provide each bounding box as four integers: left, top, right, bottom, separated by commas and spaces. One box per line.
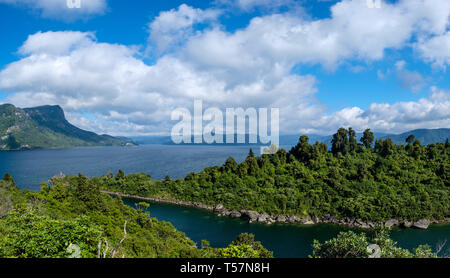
283, 129, 449, 148
0, 104, 135, 150
380, 129, 450, 145
129, 129, 449, 148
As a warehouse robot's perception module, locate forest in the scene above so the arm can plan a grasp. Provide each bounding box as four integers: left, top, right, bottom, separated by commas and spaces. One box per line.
93, 128, 449, 223
0, 173, 441, 258
0, 174, 271, 258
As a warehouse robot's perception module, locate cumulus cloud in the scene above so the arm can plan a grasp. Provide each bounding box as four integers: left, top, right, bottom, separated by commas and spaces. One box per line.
1, 1, 450, 135
416, 31, 450, 70
322, 87, 450, 133
183, 0, 450, 72
0, 31, 320, 135
148, 4, 221, 56
0, 0, 107, 20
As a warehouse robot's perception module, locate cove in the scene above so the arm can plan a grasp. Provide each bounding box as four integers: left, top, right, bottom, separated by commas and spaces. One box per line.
123, 197, 450, 258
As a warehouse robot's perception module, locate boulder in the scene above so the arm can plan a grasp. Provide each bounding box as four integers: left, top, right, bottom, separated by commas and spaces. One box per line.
257, 213, 269, 223
241, 210, 260, 222
401, 221, 413, 228
311, 215, 320, 223
290, 216, 301, 223
385, 219, 399, 228
276, 215, 286, 223
214, 204, 224, 212
229, 211, 241, 218
413, 219, 430, 229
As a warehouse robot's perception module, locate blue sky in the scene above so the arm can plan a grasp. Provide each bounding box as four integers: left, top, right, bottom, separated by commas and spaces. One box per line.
0, 0, 449, 135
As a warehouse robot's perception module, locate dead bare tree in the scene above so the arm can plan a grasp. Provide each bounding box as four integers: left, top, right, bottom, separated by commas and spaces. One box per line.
111, 221, 127, 258
97, 220, 128, 258
0, 188, 13, 219
436, 239, 449, 258
96, 239, 109, 258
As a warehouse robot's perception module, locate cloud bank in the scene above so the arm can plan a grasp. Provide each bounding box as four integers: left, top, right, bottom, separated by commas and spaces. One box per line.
0, 0, 449, 136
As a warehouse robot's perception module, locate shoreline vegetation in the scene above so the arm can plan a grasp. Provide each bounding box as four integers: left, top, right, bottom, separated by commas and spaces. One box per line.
78, 127, 449, 231
0, 174, 445, 258
101, 190, 449, 230
0, 174, 274, 259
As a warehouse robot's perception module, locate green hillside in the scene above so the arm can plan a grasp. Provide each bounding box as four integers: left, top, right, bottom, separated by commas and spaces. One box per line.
0, 104, 135, 150
381, 129, 450, 145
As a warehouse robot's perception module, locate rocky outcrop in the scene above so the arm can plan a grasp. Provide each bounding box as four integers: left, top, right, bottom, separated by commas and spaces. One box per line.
240, 210, 260, 223
101, 190, 444, 230
413, 219, 430, 229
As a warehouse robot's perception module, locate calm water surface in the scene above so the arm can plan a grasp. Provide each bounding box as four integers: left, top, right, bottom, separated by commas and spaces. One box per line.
123, 198, 450, 258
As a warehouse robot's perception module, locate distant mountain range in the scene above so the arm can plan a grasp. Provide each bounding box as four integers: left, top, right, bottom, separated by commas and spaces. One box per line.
129, 128, 450, 148
280, 129, 450, 147
0, 104, 135, 150
1, 103, 448, 151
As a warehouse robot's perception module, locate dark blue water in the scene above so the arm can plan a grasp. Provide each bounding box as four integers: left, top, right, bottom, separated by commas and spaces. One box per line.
1, 145, 449, 257
124, 198, 450, 258
0, 145, 252, 191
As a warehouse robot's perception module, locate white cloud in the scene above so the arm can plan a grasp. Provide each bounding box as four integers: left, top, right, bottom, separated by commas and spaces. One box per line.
18, 31, 96, 55
182, 0, 450, 72
0, 31, 320, 135
148, 4, 221, 56
0, 0, 107, 20
416, 31, 450, 70
310, 87, 450, 134
1, 1, 450, 136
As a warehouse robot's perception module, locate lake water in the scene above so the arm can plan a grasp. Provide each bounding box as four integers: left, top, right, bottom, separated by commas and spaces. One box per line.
1, 145, 449, 257
124, 198, 450, 258
0, 145, 253, 191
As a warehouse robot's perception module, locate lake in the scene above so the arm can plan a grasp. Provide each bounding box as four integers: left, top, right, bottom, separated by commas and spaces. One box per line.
1, 145, 449, 257
0, 145, 253, 191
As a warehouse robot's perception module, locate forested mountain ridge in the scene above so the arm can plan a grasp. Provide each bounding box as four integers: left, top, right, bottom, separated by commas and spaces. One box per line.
0, 104, 135, 150
126, 129, 450, 147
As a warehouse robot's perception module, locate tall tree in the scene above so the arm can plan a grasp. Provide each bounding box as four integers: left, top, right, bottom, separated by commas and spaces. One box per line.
290, 135, 311, 162
2, 173, 15, 185
331, 128, 349, 155
360, 128, 374, 149
406, 134, 415, 144
223, 157, 238, 173
348, 127, 357, 153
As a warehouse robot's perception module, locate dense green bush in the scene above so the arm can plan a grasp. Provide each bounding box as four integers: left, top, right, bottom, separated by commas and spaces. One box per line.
312, 228, 437, 258
0, 175, 273, 258
0, 209, 102, 258
96, 128, 449, 222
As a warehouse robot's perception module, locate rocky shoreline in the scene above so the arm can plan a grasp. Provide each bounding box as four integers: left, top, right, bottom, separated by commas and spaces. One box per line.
102, 190, 449, 230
